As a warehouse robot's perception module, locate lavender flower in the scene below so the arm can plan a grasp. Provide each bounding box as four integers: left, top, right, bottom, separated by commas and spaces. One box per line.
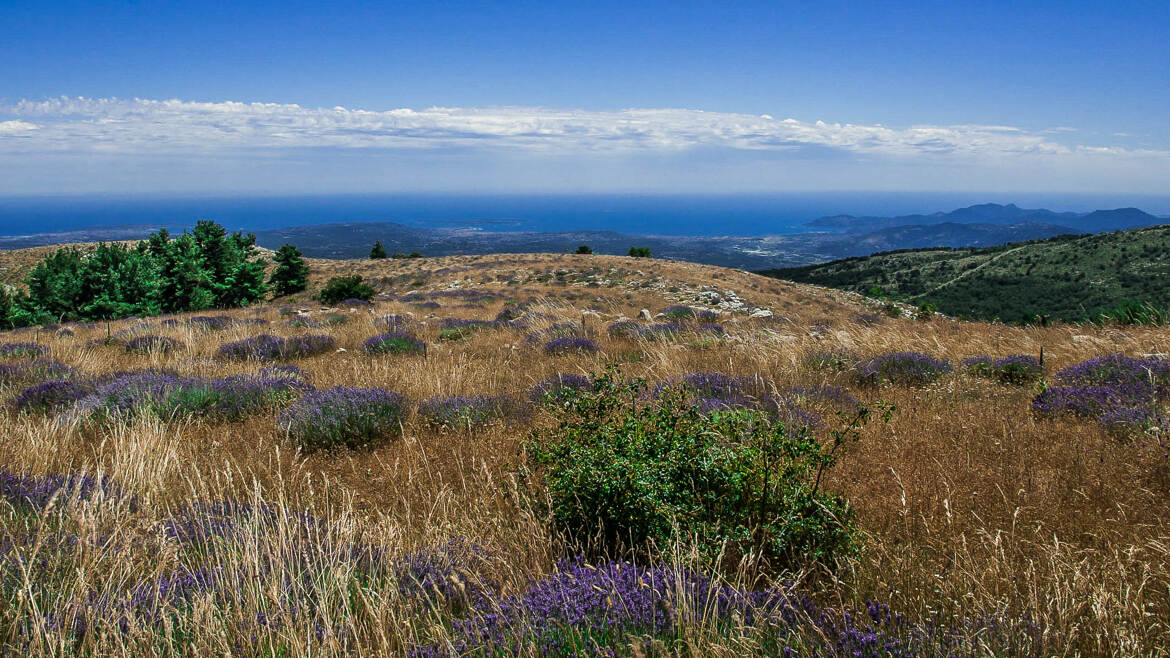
0, 342, 49, 358
279, 334, 337, 358
0, 469, 124, 512
965, 354, 1044, 385
418, 394, 526, 428
279, 386, 408, 450
855, 352, 952, 386
339, 298, 372, 307
606, 321, 640, 338
187, 315, 234, 330
12, 380, 90, 413
0, 359, 78, 385
218, 334, 285, 361
636, 323, 682, 340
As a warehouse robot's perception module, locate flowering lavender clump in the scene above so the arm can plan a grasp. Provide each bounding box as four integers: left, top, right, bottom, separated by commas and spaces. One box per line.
1054, 353, 1170, 389
855, 352, 953, 386
606, 321, 640, 338
364, 332, 426, 355
965, 354, 1044, 385
636, 323, 681, 340
218, 334, 285, 361
418, 394, 525, 428
0, 468, 123, 512
545, 337, 599, 356
124, 335, 183, 354
279, 334, 337, 358
12, 380, 90, 413
1033, 354, 1170, 431
279, 386, 408, 450
855, 312, 883, 326
187, 315, 234, 330
0, 359, 78, 385
410, 557, 1044, 657
694, 323, 725, 335
378, 314, 412, 331
0, 342, 49, 358
439, 318, 496, 341
340, 298, 372, 307
86, 370, 311, 422
696, 309, 721, 322
529, 373, 593, 403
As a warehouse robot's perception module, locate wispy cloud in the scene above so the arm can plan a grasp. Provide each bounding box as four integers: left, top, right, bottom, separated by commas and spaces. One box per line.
3, 96, 1160, 161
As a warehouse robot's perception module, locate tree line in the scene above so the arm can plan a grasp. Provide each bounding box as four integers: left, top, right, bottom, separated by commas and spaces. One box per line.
0, 221, 310, 328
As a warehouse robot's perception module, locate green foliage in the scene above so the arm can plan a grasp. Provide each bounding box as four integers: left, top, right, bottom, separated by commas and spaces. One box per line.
759, 225, 1170, 324
10, 221, 267, 325
369, 241, 388, 259
916, 302, 937, 319
575, 245, 593, 254
527, 369, 877, 568
628, 246, 652, 258
1098, 300, 1167, 326
317, 275, 375, 305
269, 244, 310, 297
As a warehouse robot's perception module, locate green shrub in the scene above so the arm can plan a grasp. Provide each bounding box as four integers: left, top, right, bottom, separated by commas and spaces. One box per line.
527, 369, 878, 569
317, 275, 375, 305
627, 246, 652, 258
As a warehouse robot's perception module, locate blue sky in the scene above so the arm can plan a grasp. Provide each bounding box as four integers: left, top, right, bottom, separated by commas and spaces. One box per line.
2, 0, 1168, 196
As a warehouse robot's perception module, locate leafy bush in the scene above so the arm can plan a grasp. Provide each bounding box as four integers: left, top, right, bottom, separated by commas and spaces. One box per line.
438, 318, 496, 341
855, 352, 952, 386
544, 337, 599, 355
662, 305, 697, 320
575, 244, 592, 254
279, 386, 408, 450
628, 246, 652, 258
527, 370, 871, 567
318, 276, 375, 305
364, 332, 426, 355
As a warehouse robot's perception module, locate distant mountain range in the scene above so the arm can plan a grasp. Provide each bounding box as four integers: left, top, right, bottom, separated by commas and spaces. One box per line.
806, 203, 1163, 234
0, 203, 1165, 272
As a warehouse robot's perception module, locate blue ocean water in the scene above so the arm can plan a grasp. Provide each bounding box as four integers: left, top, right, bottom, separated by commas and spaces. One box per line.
1, 192, 1168, 237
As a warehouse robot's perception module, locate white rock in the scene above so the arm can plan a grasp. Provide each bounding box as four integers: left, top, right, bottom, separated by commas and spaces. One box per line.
638, 309, 652, 321
749, 309, 773, 318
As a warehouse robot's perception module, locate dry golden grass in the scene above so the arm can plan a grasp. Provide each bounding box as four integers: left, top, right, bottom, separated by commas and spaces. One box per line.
0, 249, 1168, 654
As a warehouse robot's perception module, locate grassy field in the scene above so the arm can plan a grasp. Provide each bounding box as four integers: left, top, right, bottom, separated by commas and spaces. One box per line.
0, 250, 1168, 655
759, 223, 1170, 323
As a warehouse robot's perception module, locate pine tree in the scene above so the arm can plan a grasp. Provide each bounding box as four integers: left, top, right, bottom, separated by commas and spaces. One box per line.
269, 244, 310, 297
369, 241, 388, 259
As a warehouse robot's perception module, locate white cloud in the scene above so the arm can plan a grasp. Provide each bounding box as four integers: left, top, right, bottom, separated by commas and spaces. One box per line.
0, 120, 39, 135
3, 96, 1161, 162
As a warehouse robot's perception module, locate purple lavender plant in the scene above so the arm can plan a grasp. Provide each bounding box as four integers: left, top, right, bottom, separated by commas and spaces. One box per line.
662, 305, 697, 319
545, 337, 600, 356
218, 334, 285, 361
606, 321, 640, 338
530, 373, 593, 403
0, 342, 49, 358
418, 394, 526, 428
279, 386, 408, 450
855, 352, 953, 386
278, 334, 337, 358
0, 359, 78, 385
187, 315, 234, 330
124, 335, 183, 354
636, 323, 682, 340
12, 380, 90, 413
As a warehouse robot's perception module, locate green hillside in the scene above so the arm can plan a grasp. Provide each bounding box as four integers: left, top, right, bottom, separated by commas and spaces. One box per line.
758, 224, 1170, 323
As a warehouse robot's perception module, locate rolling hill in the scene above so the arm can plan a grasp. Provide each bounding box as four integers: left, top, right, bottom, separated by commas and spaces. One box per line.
759, 223, 1170, 323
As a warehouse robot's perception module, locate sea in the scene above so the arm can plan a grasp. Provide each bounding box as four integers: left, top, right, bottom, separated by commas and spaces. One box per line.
2, 192, 1169, 238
